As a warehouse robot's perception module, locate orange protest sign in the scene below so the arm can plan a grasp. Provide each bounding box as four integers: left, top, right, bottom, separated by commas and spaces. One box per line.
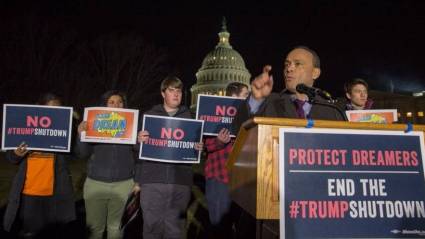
346, 109, 398, 124
81, 107, 139, 144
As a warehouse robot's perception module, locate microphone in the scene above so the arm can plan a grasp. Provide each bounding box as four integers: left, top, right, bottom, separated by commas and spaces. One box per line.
295, 83, 333, 101
295, 83, 347, 121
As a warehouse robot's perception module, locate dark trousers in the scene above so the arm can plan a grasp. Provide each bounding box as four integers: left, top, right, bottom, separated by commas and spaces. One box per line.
205, 179, 231, 225
205, 179, 233, 238
19, 195, 56, 235
140, 183, 191, 239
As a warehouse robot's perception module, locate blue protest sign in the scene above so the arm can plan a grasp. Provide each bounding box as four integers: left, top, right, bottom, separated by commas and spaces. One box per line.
196, 94, 245, 136
2, 104, 73, 152
139, 115, 203, 163
279, 128, 425, 238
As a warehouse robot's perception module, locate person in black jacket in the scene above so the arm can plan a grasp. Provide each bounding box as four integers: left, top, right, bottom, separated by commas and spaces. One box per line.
233, 46, 345, 132
75, 90, 136, 239
133, 76, 202, 239
3, 93, 76, 238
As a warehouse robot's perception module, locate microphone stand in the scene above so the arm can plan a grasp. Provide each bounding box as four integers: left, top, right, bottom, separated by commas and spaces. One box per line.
306, 94, 348, 121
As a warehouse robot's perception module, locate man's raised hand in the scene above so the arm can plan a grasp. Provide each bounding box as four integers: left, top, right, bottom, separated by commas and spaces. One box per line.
251, 65, 273, 100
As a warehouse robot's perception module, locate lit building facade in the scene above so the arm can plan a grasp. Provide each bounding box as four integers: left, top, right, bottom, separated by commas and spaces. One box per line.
369, 90, 425, 124
190, 18, 251, 109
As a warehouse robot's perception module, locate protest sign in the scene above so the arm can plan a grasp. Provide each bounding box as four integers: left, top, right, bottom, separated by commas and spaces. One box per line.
81, 107, 138, 144
139, 115, 203, 163
2, 104, 73, 152
346, 109, 398, 123
196, 94, 245, 136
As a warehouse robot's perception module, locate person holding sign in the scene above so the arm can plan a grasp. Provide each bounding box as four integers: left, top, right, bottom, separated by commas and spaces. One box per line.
3, 93, 76, 238
234, 46, 345, 132
343, 78, 374, 110
75, 90, 136, 239
341, 79, 398, 123
133, 76, 203, 239
203, 82, 248, 238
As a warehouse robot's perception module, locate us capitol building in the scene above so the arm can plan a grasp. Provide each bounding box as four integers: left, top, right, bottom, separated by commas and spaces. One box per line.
190, 18, 251, 110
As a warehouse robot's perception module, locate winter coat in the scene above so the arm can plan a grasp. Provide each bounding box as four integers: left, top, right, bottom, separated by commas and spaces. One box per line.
3, 151, 76, 232
135, 104, 194, 186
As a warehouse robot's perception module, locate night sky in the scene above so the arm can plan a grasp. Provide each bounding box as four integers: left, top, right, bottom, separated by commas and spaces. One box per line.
1, 1, 425, 108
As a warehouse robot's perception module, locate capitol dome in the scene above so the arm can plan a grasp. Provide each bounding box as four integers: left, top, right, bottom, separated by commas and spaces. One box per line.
190, 18, 251, 109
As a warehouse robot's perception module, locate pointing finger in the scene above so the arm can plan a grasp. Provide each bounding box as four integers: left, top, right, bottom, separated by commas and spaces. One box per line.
263, 65, 272, 74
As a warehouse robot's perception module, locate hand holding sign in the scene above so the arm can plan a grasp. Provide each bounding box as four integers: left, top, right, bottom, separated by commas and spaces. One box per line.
194, 142, 204, 151
132, 183, 141, 195
138, 130, 150, 144
217, 128, 231, 144
14, 142, 29, 157
78, 121, 87, 134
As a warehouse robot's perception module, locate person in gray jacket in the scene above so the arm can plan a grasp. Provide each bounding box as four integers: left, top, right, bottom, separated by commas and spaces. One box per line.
3, 93, 76, 238
134, 76, 203, 239
76, 90, 136, 239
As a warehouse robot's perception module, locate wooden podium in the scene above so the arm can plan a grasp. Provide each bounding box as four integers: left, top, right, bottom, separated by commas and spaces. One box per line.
227, 117, 425, 238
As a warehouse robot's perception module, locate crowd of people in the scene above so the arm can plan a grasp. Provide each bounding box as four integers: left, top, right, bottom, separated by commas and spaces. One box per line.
3, 45, 374, 239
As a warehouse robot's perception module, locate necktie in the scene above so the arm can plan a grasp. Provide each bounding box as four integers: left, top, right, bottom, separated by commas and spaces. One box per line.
294, 99, 306, 118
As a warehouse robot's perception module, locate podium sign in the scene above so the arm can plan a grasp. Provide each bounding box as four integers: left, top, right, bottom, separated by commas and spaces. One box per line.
279, 128, 425, 238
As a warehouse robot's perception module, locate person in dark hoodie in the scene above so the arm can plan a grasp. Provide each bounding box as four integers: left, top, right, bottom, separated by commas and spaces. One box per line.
76, 90, 136, 239
133, 76, 203, 239
344, 78, 374, 110
3, 93, 76, 238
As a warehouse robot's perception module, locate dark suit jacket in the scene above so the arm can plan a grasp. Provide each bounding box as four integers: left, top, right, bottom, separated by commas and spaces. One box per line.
233, 90, 346, 133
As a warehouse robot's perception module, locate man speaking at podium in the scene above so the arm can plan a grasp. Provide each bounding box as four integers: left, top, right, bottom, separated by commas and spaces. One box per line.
234, 46, 345, 130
